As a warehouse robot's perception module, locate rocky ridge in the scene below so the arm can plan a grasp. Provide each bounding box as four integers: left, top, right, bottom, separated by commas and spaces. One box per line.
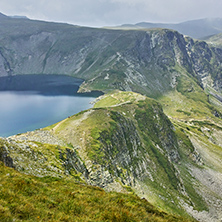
1, 91, 222, 221
0, 17, 222, 100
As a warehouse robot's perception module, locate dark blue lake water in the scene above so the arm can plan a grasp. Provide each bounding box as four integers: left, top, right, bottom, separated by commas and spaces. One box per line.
0, 75, 101, 137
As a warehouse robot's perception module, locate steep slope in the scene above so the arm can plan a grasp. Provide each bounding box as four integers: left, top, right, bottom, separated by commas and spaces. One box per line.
0, 162, 194, 222
0, 16, 222, 101
1, 91, 221, 221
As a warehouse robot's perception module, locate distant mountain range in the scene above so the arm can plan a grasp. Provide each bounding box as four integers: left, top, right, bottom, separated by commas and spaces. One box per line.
0, 12, 28, 20
0, 12, 7, 19
1, 11, 222, 39
9, 15, 29, 19
110, 18, 222, 39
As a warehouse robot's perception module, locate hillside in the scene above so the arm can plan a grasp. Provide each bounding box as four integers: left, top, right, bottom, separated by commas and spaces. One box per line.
0, 15, 222, 101
0, 162, 194, 222
1, 91, 221, 221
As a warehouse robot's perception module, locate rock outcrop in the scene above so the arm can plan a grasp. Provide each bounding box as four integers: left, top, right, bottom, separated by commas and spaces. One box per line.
0, 17, 222, 99
1, 91, 217, 219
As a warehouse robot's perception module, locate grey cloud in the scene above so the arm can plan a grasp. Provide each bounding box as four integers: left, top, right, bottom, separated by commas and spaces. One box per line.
0, 0, 222, 27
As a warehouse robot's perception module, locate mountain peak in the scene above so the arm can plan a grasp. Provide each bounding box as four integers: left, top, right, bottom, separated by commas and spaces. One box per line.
9, 15, 29, 19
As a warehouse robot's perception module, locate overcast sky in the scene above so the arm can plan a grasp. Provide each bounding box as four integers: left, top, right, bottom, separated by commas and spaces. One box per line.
0, 0, 222, 27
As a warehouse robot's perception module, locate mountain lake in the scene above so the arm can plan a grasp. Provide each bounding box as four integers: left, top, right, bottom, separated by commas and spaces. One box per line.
0, 75, 102, 137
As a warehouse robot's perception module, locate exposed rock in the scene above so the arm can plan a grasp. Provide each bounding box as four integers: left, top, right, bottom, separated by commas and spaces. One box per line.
0, 139, 14, 168
10, 129, 65, 146
0, 18, 222, 99
0, 91, 222, 220
62, 148, 89, 179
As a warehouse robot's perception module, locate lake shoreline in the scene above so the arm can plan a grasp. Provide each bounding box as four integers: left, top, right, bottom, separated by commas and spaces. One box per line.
0, 74, 102, 137
0, 74, 103, 97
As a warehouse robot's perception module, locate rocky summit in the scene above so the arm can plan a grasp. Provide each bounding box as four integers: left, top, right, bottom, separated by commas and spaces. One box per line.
0, 15, 222, 222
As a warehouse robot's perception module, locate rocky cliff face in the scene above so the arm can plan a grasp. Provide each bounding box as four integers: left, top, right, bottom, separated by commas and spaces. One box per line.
0, 17, 222, 98
2, 91, 220, 220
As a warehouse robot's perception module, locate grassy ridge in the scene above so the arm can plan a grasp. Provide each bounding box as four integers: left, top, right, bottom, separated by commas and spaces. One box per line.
2, 90, 221, 220
0, 162, 194, 222
50, 91, 210, 215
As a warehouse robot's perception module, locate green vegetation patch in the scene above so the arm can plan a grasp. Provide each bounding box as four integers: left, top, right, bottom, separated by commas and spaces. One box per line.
0, 163, 195, 222
88, 127, 106, 165
134, 99, 181, 189
176, 74, 208, 104
135, 98, 177, 149
94, 90, 145, 108
176, 109, 191, 116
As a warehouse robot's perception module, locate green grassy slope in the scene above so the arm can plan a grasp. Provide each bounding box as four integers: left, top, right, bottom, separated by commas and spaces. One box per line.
2, 90, 222, 220
46, 92, 208, 217
0, 162, 194, 222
